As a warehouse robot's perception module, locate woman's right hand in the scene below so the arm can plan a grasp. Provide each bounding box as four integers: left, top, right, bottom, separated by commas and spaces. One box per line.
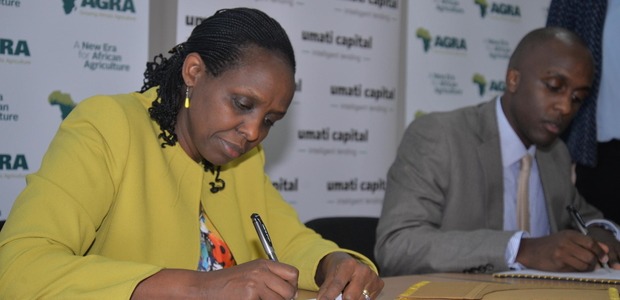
132, 259, 299, 299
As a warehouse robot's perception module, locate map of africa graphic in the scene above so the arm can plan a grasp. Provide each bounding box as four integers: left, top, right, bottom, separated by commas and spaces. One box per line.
48, 90, 75, 120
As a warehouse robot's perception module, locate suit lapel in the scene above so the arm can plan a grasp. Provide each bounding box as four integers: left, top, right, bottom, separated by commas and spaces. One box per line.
535, 146, 561, 233
475, 99, 504, 229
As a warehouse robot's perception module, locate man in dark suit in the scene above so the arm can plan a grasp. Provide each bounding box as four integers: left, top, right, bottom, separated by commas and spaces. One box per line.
376, 27, 620, 275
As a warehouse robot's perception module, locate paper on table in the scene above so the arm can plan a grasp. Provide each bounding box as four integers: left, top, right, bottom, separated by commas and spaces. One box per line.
307, 293, 342, 300
494, 268, 620, 284
398, 281, 618, 300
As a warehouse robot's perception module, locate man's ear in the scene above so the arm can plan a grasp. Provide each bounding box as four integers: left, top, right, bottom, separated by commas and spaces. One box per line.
506, 68, 520, 93
182, 53, 205, 87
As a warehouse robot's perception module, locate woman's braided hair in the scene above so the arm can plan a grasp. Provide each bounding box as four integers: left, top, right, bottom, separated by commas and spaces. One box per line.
140, 7, 296, 148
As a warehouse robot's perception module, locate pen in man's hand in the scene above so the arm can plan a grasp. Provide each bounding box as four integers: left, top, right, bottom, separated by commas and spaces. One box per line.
251, 213, 279, 262
566, 205, 612, 272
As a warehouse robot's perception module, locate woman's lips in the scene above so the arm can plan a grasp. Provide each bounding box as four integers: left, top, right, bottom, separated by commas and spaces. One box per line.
221, 139, 244, 159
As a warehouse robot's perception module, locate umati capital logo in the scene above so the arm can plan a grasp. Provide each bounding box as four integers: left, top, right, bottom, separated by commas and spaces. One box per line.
472, 73, 505, 97
62, 0, 136, 15
474, 0, 521, 19
415, 28, 467, 53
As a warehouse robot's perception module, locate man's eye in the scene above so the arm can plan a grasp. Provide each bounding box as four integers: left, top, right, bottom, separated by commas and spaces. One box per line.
571, 93, 587, 105
545, 82, 562, 92
264, 118, 275, 127
234, 98, 252, 110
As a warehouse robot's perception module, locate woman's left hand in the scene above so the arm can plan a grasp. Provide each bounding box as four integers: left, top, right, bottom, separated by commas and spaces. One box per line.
315, 252, 384, 300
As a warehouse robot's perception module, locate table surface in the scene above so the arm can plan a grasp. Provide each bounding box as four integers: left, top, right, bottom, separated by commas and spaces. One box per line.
296, 272, 620, 299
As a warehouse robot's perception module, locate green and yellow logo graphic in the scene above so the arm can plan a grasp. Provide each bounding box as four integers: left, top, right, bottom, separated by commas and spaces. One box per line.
416, 28, 432, 52
474, 0, 488, 18
48, 91, 76, 119
62, 0, 136, 15
62, 0, 76, 14
414, 110, 426, 119
472, 73, 487, 96
416, 27, 467, 53
472, 73, 505, 97
474, 0, 521, 19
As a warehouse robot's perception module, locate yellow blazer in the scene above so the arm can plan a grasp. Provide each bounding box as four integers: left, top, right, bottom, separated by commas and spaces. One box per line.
0, 88, 375, 299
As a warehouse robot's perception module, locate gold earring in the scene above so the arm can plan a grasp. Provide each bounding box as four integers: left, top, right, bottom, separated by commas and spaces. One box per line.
184, 86, 190, 108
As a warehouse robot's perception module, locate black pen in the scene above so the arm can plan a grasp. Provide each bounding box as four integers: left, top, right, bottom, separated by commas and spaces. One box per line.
251, 213, 278, 262
566, 205, 612, 272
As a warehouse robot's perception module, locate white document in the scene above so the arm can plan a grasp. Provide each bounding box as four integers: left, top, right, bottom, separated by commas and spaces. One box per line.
494, 268, 620, 283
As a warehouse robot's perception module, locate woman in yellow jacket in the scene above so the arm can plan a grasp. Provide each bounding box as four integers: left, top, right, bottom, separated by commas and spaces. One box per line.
0, 7, 383, 299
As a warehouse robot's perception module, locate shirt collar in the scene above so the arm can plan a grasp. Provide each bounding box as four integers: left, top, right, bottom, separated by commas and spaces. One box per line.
496, 97, 536, 168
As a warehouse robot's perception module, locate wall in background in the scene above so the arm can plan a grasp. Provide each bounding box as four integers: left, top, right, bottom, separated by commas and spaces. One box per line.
0, 0, 150, 220
0, 0, 549, 223
404, 0, 551, 124
172, 0, 402, 222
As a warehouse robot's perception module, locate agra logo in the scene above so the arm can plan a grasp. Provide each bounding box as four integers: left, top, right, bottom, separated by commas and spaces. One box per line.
0, 39, 30, 57
472, 73, 487, 96
474, 0, 488, 18
62, 0, 136, 15
416, 28, 432, 52
48, 91, 76, 119
415, 27, 467, 53
62, 0, 77, 14
472, 73, 505, 97
474, 0, 521, 19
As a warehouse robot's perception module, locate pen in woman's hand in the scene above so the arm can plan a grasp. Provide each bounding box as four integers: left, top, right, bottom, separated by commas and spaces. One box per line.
566, 205, 612, 272
251, 213, 279, 262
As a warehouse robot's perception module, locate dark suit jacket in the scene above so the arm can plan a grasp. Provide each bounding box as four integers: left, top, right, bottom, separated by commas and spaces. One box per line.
375, 99, 603, 275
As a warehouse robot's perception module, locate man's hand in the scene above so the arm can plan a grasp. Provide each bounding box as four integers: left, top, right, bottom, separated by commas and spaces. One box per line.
516, 230, 608, 272
587, 226, 620, 269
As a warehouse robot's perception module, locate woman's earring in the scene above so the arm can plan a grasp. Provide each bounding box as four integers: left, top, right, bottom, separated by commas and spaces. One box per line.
184, 86, 190, 108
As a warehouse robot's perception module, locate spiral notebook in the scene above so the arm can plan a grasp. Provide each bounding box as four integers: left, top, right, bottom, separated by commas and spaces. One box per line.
493, 268, 620, 284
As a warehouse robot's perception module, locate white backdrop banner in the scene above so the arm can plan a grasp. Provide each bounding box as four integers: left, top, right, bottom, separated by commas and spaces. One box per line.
405, 0, 551, 125
175, 0, 402, 222
0, 0, 149, 220
0, 0, 552, 223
